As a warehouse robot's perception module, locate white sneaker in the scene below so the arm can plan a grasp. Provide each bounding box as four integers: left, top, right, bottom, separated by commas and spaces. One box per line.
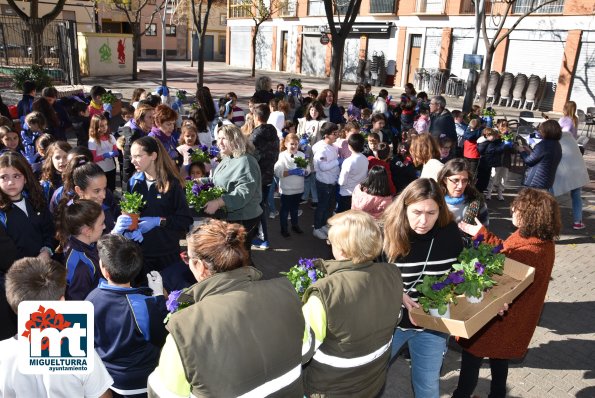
268, 210, 279, 219
313, 228, 328, 240
320, 225, 329, 234
497, 192, 504, 201
288, 209, 303, 220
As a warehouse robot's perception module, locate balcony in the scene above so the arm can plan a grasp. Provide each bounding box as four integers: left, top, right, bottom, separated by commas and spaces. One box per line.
370, 0, 396, 14
459, 0, 492, 14
279, 0, 297, 17
415, 0, 445, 14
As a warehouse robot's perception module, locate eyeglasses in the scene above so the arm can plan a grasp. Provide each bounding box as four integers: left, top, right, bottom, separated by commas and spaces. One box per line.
446, 177, 469, 186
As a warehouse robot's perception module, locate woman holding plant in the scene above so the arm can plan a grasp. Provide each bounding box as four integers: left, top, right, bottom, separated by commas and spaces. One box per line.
301, 210, 403, 397
126, 136, 193, 290
453, 188, 561, 398
383, 178, 464, 398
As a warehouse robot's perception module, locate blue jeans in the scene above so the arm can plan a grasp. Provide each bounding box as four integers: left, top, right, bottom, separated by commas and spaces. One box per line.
391, 328, 449, 398
302, 172, 318, 203
314, 180, 335, 229
257, 184, 271, 241
571, 187, 583, 223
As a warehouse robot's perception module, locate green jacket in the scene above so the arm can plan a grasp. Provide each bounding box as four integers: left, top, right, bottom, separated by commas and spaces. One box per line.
303, 260, 403, 397
162, 266, 304, 397
212, 154, 263, 221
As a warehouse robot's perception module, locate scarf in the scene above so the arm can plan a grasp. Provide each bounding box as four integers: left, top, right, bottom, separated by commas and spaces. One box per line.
444, 194, 465, 205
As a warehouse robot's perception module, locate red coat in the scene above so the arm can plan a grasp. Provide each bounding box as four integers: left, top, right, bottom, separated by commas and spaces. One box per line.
457, 226, 556, 359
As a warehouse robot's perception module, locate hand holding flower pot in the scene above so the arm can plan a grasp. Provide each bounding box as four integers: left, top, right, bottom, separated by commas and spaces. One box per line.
119, 192, 146, 231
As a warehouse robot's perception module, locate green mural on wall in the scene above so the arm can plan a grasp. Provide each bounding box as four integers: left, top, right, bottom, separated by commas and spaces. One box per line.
99, 41, 112, 63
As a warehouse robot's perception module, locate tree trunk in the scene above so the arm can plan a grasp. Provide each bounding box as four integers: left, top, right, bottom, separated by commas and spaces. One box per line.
197, 32, 206, 88
251, 26, 258, 78
30, 19, 45, 65
478, 48, 494, 109
132, 33, 139, 81
329, 36, 346, 94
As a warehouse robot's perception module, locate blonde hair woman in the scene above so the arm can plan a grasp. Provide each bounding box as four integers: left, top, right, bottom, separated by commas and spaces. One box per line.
558, 100, 578, 140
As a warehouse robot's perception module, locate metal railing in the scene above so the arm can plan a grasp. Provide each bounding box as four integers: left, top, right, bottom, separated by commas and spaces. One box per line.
513, 0, 565, 14
370, 0, 396, 13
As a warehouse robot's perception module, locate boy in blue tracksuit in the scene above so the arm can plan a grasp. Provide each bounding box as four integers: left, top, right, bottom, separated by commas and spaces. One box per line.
87, 234, 168, 397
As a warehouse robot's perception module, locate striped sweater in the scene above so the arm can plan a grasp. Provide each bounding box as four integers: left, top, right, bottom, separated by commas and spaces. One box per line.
390, 221, 464, 329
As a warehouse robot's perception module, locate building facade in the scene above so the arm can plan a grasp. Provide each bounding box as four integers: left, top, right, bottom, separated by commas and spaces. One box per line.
226, 0, 595, 111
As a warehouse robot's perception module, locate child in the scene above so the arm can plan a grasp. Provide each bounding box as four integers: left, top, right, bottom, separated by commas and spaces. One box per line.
335, 121, 359, 160
17, 80, 36, 123
120, 104, 135, 123
35, 132, 56, 162
88, 85, 107, 118
226, 92, 246, 127
40, 140, 71, 201
21, 111, 45, 158
299, 134, 317, 208
88, 234, 168, 397
360, 108, 372, 129
452, 110, 467, 157
439, 135, 455, 163
337, 133, 368, 213
367, 142, 397, 196
351, 165, 394, 220
0, 127, 21, 154
0, 257, 113, 396
0, 151, 54, 260
478, 128, 510, 201
363, 132, 380, 157
463, 118, 482, 177
177, 124, 200, 177
58, 199, 104, 300
131, 88, 147, 108
88, 114, 119, 192
126, 136, 193, 290
370, 113, 392, 145
274, 133, 309, 237
188, 160, 207, 181
413, 108, 430, 134
149, 104, 180, 166
70, 101, 91, 147
400, 99, 415, 131
282, 120, 296, 138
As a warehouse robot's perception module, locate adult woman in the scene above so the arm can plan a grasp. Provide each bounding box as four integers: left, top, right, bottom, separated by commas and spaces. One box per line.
297, 101, 326, 144
438, 158, 489, 242
454, 188, 561, 398
383, 178, 464, 398
267, 97, 287, 138
148, 220, 304, 397
404, 82, 417, 101
195, 87, 217, 135
409, 133, 444, 181
518, 119, 562, 190
302, 211, 403, 396
33, 97, 65, 140
555, 101, 589, 229
252, 75, 275, 105
121, 104, 154, 186
203, 125, 262, 254
149, 104, 180, 166
318, 89, 345, 125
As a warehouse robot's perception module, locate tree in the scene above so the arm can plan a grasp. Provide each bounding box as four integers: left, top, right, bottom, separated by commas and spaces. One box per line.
242, 0, 284, 77
5, 0, 68, 65
159, 0, 188, 86
474, 0, 559, 110
324, 0, 363, 94
111, 0, 164, 80
191, 0, 225, 88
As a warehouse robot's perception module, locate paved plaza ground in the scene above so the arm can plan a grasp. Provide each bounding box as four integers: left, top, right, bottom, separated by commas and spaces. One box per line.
27, 61, 595, 397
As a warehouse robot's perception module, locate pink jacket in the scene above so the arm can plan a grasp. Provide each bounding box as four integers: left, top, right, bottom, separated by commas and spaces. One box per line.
351, 184, 393, 220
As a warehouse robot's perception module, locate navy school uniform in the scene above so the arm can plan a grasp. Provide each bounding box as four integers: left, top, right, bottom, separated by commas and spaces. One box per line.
128, 172, 193, 290
87, 280, 168, 396
50, 186, 117, 233
64, 236, 100, 301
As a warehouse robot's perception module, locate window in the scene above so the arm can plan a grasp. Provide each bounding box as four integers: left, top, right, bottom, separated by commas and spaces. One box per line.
145, 23, 157, 36
415, 0, 444, 13
220, 14, 227, 25
61, 10, 76, 21
513, 0, 564, 14
166, 25, 176, 37
279, 0, 297, 16
370, 0, 395, 13
229, 0, 250, 18
308, 0, 325, 16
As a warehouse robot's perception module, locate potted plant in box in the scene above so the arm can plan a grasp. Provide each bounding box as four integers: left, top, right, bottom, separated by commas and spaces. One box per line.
119, 192, 146, 230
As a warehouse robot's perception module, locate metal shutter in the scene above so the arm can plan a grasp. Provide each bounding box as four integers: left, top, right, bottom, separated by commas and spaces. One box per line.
422, 28, 442, 69
505, 30, 568, 111
342, 37, 360, 82
449, 29, 489, 79
256, 26, 273, 71
230, 27, 251, 68
301, 34, 327, 77
570, 31, 595, 108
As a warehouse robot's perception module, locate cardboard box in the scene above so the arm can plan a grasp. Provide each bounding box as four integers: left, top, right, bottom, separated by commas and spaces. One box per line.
410, 258, 535, 338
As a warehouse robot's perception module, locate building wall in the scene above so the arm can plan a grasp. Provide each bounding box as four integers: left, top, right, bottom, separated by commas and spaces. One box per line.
0, 0, 95, 32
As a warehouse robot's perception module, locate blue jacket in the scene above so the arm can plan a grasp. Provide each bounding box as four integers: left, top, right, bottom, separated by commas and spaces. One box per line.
17, 94, 34, 123
128, 172, 193, 259
429, 109, 458, 143
478, 138, 507, 168
50, 187, 117, 233
87, 280, 167, 395
64, 236, 100, 301
327, 103, 346, 125
0, 197, 54, 260
520, 139, 562, 189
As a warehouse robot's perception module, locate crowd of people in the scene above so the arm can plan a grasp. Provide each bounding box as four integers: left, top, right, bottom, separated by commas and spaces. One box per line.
0, 76, 587, 398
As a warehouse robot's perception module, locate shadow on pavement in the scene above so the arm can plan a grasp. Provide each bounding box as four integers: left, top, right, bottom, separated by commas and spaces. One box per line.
517, 339, 595, 372
539, 301, 595, 335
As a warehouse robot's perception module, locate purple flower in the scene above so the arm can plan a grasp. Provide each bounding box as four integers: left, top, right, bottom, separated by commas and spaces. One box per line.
199, 144, 208, 153
446, 270, 465, 284
473, 234, 484, 249
191, 183, 202, 196
475, 262, 485, 276
432, 281, 447, 291
209, 146, 220, 158
298, 258, 315, 270
492, 243, 503, 254
308, 269, 317, 282
185, 176, 192, 181
166, 290, 183, 313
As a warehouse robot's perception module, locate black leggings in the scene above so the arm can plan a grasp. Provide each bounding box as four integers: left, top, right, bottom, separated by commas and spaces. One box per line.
452, 349, 509, 398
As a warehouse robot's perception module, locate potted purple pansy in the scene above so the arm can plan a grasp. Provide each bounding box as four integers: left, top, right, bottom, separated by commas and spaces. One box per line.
164, 290, 192, 324
281, 258, 325, 298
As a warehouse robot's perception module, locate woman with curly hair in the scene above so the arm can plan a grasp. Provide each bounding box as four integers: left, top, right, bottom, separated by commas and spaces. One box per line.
409, 133, 444, 181
453, 188, 561, 398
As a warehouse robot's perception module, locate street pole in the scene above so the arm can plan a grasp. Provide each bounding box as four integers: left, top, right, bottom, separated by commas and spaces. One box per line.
462, 0, 485, 113
161, 0, 170, 87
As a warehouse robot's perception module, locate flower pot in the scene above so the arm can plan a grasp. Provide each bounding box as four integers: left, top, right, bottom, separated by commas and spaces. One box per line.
111, 99, 122, 117
429, 304, 451, 319
466, 291, 485, 304
123, 212, 139, 231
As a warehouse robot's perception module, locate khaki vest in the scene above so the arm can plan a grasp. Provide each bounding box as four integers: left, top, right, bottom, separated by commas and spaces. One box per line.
303, 260, 403, 397
168, 266, 305, 397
